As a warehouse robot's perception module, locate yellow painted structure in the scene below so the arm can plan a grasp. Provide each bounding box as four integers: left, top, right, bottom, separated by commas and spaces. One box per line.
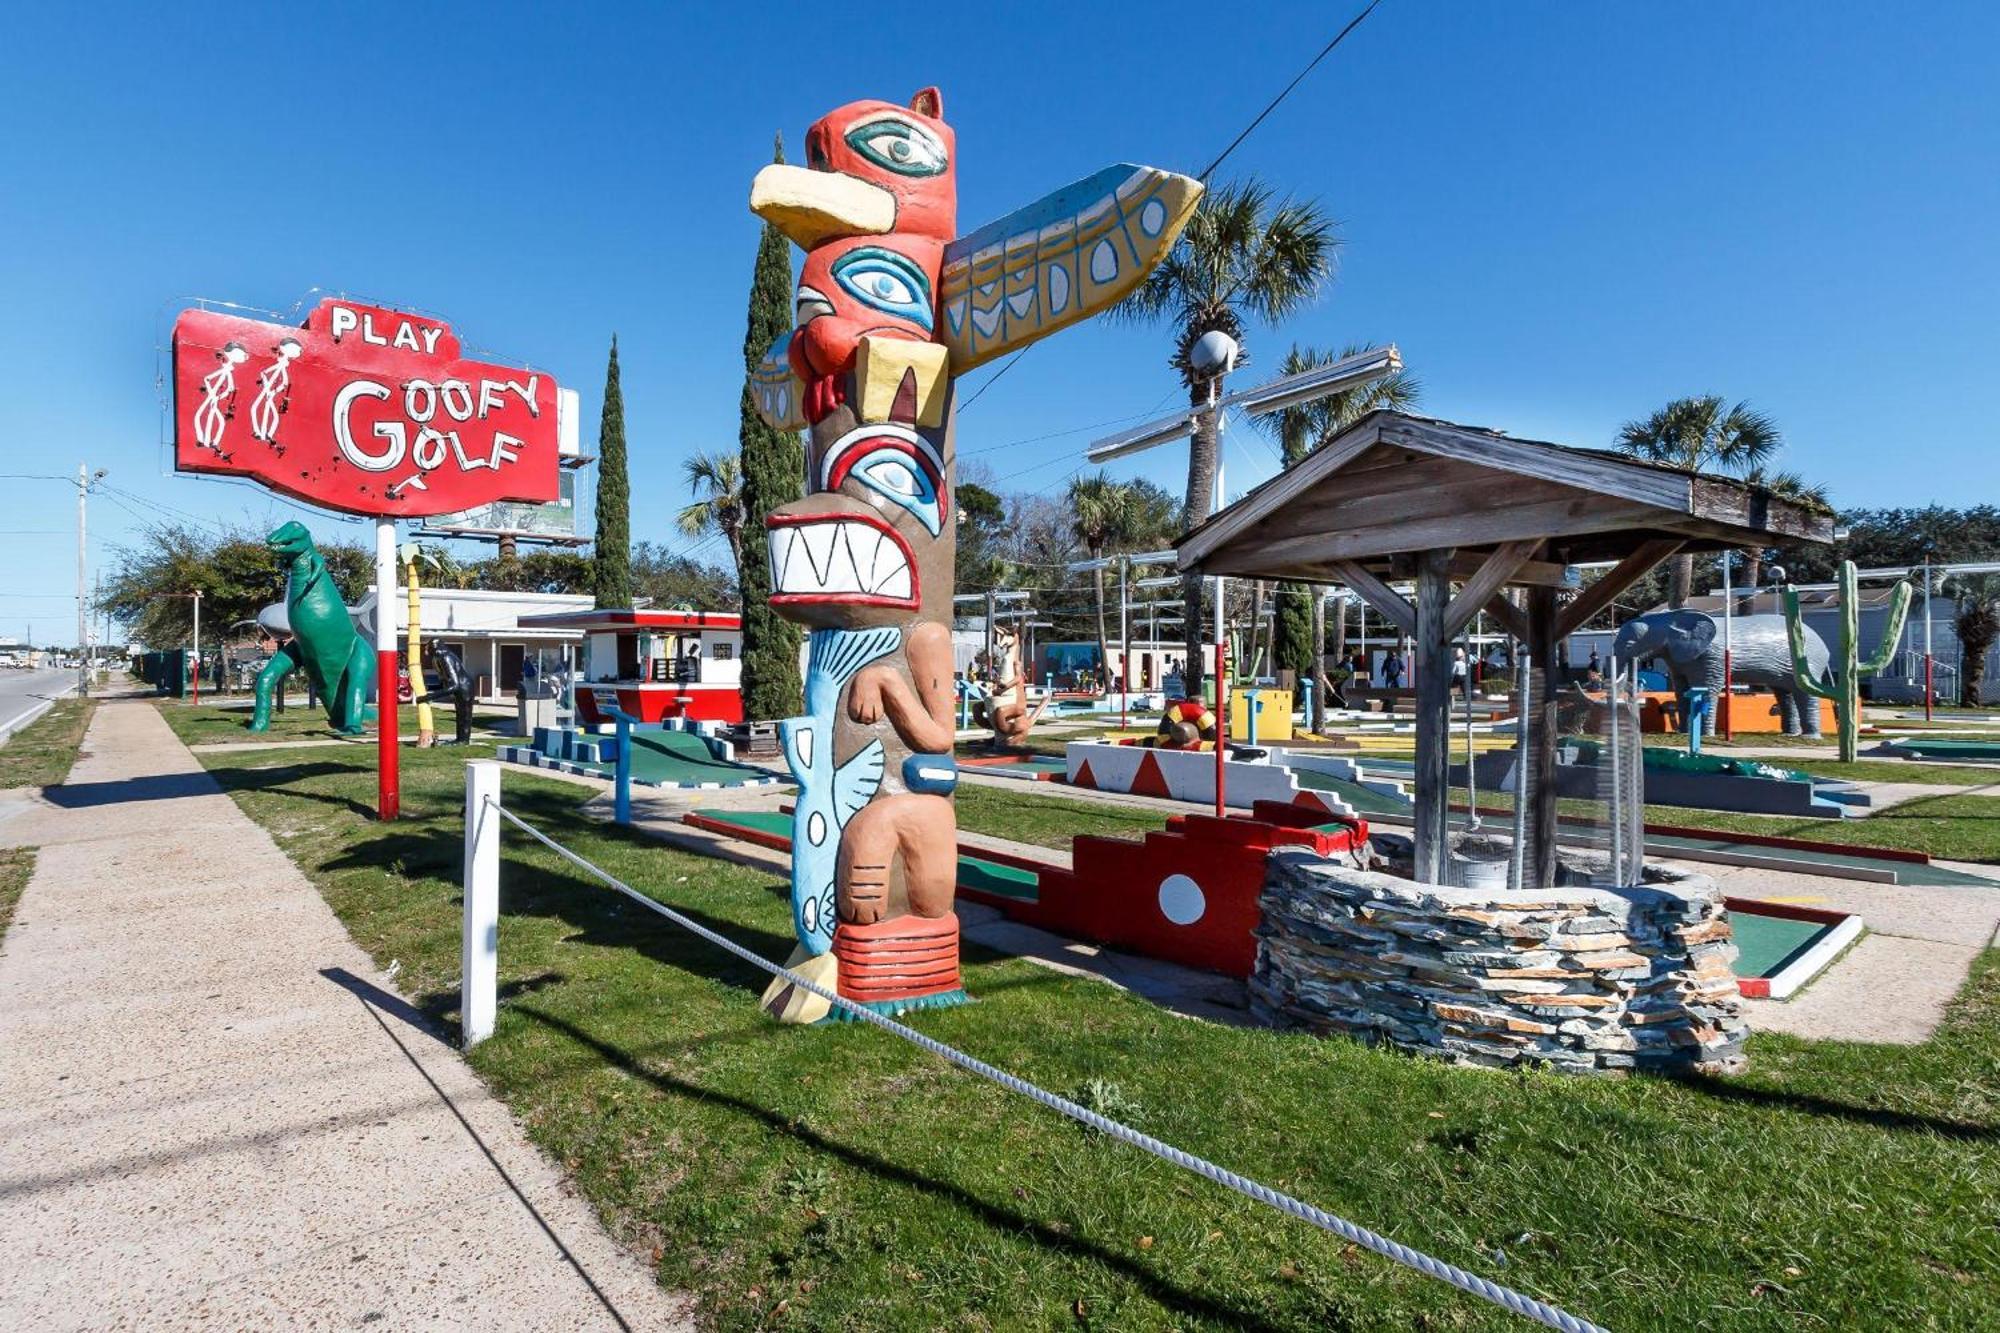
1229, 687, 1294, 741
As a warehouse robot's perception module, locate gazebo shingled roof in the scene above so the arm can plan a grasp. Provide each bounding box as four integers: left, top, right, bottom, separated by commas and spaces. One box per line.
1175, 410, 1835, 887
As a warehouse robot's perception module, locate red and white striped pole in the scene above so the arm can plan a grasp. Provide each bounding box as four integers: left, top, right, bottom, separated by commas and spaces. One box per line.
374, 517, 400, 821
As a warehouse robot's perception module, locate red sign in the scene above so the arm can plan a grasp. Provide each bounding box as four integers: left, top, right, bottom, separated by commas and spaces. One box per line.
171, 298, 561, 518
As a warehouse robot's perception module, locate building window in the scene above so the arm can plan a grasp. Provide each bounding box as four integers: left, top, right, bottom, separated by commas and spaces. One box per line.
711, 643, 734, 661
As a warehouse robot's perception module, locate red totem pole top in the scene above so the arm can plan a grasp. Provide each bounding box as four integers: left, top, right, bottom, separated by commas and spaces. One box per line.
170, 298, 563, 519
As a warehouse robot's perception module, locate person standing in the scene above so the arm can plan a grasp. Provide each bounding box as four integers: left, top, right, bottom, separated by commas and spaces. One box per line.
1383, 648, 1405, 690
431, 642, 474, 745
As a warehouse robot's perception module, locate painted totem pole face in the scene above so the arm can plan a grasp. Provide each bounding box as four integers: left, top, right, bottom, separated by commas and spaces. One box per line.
752, 88, 958, 632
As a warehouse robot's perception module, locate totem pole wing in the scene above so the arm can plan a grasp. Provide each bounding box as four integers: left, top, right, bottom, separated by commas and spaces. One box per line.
938, 164, 1202, 374
749, 331, 809, 431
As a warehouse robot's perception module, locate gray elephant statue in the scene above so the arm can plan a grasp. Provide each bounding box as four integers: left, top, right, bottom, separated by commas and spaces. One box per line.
1612, 609, 1830, 737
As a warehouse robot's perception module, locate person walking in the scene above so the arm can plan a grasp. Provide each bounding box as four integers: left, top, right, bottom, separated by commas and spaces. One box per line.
1383, 648, 1405, 690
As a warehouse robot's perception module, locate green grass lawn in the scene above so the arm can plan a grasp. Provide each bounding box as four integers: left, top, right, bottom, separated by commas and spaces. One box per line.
0, 846, 31, 946
0, 697, 96, 789
179, 714, 2000, 1330
956, 782, 1163, 849
154, 696, 506, 749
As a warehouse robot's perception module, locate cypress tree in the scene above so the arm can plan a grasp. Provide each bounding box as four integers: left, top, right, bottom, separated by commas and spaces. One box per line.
736, 134, 805, 720
591, 336, 632, 608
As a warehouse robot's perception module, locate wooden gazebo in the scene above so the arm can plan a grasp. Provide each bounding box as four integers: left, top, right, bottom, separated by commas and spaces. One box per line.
1176, 411, 1834, 885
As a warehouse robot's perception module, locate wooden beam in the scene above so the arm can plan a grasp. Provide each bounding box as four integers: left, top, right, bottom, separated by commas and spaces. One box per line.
1377, 417, 1695, 514
1326, 560, 1416, 638
1197, 496, 1662, 577
1443, 540, 1542, 639
1482, 594, 1528, 643
1176, 421, 1385, 567
1554, 538, 1684, 638
1448, 550, 1570, 588
1526, 586, 1561, 888
1412, 548, 1454, 886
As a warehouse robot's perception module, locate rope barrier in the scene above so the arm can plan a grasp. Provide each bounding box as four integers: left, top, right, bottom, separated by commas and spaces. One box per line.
482, 798, 1612, 1333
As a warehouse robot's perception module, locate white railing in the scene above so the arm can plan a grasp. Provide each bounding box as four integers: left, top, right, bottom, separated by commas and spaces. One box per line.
458, 760, 1611, 1333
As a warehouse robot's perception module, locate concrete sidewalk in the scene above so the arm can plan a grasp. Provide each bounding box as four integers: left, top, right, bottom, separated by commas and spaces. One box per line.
0, 700, 688, 1330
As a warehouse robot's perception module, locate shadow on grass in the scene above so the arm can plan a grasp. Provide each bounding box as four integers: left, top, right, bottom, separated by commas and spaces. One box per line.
1663, 1070, 1998, 1142
511, 1002, 1297, 1333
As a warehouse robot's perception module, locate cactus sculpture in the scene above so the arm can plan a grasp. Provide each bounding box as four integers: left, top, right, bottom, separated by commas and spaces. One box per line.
1781, 559, 1911, 762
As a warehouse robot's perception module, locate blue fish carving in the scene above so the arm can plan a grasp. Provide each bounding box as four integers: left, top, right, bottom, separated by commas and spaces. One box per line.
780, 626, 900, 954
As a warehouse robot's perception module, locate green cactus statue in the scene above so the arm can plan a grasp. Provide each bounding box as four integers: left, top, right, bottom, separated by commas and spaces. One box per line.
1781, 559, 1911, 762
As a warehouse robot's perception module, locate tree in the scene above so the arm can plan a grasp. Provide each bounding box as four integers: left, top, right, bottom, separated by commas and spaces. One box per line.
1117, 179, 1338, 699
676, 450, 746, 575
955, 478, 1009, 594
591, 336, 632, 608
99, 522, 369, 648
1733, 465, 1829, 607
1259, 343, 1421, 728
1068, 473, 1139, 694
1616, 396, 1781, 607
633, 542, 738, 611
471, 549, 593, 594
736, 134, 806, 720
1951, 574, 2000, 707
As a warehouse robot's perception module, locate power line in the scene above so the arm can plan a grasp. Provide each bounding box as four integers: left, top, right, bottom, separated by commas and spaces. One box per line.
1197, 0, 1385, 181
958, 0, 1386, 420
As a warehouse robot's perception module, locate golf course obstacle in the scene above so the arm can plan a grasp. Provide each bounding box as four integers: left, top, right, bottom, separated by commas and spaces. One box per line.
1782, 558, 1912, 762
497, 719, 782, 792
1251, 849, 1749, 1075
1454, 743, 1870, 818
249, 522, 375, 736
1063, 737, 1364, 816
744, 86, 1200, 1022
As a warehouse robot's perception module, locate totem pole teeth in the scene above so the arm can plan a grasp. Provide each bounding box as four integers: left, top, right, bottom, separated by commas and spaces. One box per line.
768, 518, 916, 604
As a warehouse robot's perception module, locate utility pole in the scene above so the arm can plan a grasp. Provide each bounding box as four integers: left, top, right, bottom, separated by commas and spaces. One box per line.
76, 464, 89, 698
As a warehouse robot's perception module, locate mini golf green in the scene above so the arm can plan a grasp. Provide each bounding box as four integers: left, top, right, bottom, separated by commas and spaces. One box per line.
1728, 910, 1833, 980
1881, 737, 2000, 762
544, 729, 780, 788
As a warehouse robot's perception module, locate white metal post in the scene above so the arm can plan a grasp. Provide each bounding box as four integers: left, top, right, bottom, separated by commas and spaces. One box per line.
462, 760, 501, 1046
190, 589, 201, 704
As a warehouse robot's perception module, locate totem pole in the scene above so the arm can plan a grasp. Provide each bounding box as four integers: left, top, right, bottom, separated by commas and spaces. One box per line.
747, 87, 1199, 1021
977, 623, 1048, 751
1781, 559, 1911, 763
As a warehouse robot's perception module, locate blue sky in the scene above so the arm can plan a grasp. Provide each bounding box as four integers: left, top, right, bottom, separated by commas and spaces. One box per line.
1, 1, 1994, 643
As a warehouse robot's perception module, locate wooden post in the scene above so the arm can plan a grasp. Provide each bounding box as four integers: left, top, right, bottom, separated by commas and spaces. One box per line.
461, 761, 500, 1047
1526, 584, 1561, 888
1412, 548, 1453, 884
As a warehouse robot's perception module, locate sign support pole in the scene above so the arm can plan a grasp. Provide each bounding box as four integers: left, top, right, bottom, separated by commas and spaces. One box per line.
375, 517, 400, 820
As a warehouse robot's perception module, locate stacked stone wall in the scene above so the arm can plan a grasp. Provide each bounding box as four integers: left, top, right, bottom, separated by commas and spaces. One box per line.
1250, 849, 1747, 1074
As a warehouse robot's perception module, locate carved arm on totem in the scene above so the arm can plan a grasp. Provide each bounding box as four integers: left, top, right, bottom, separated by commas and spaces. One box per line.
846, 622, 957, 755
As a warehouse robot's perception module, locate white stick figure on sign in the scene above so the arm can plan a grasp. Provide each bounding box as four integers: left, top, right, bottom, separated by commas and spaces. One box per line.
194, 341, 249, 452
249, 337, 303, 448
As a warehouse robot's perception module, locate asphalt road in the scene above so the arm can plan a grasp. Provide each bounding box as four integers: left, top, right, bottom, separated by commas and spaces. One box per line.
0, 669, 79, 740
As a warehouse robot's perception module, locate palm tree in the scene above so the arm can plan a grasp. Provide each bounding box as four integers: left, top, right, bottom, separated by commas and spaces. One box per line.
1117, 178, 1338, 699
1259, 342, 1421, 729
676, 450, 746, 578
1734, 466, 1828, 609
1616, 396, 1782, 607
1951, 573, 2000, 707
1068, 473, 1138, 696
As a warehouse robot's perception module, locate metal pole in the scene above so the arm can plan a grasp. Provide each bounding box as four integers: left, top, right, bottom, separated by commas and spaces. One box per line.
190, 589, 201, 706
375, 518, 400, 820
1924, 556, 1934, 719
1119, 555, 1129, 730
461, 761, 500, 1047
1607, 655, 1623, 883
76, 463, 89, 698
1464, 642, 1478, 829
1211, 378, 1227, 709
1214, 633, 1229, 818
1720, 551, 1734, 741
1510, 651, 1531, 890
985, 589, 995, 699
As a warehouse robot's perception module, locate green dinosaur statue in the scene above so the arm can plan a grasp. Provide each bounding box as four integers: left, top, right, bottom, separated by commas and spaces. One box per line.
1781, 559, 1911, 763
250, 521, 376, 735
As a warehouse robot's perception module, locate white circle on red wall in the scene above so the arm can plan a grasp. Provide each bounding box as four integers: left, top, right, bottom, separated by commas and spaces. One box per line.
1158, 874, 1206, 926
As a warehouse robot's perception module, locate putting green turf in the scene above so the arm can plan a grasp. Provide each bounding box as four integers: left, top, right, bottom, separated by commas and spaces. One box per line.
547, 729, 780, 787
1729, 911, 1832, 979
